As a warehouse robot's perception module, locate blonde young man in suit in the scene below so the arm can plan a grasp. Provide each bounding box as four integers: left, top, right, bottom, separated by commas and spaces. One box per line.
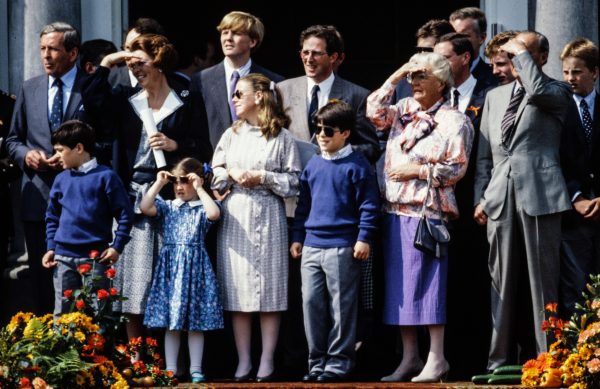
190, 11, 283, 148
473, 31, 572, 371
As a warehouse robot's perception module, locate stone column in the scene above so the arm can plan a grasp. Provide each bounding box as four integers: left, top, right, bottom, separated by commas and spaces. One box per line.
9, 0, 80, 90
535, 0, 598, 80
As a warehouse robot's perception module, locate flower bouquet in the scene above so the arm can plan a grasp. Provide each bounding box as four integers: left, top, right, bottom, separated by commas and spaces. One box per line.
114, 337, 177, 387
522, 274, 600, 388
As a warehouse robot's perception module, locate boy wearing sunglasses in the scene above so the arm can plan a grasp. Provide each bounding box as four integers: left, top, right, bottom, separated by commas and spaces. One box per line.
290, 100, 380, 382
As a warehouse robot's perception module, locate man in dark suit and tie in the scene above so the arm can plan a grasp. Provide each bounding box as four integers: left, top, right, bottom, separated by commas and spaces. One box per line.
6, 22, 88, 315
190, 11, 283, 148
474, 31, 572, 371
449, 7, 498, 89
558, 37, 600, 319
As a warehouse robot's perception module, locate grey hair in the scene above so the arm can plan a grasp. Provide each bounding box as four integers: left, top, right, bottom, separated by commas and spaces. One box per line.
40, 22, 80, 52
406, 52, 454, 88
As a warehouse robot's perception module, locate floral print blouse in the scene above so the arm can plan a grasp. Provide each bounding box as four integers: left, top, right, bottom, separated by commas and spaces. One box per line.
367, 81, 474, 220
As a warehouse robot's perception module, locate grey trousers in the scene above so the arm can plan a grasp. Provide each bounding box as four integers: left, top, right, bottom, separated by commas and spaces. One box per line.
486, 179, 561, 370
301, 246, 360, 376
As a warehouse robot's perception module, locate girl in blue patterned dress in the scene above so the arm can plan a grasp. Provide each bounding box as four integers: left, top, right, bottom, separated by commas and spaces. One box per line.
141, 158, 223, 383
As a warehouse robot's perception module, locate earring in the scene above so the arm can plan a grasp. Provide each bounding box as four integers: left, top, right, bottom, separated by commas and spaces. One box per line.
159, 69, 163, 73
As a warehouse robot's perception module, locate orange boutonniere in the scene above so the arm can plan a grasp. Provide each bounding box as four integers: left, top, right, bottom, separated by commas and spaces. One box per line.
467, 105, 481, 117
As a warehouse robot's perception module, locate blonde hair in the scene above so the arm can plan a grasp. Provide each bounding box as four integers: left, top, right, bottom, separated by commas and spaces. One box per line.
560, 37, 599, 71
233, 73, 290, 139
217, 11, 265, 50
405, 52, 454, 88
485, 30, 518, 58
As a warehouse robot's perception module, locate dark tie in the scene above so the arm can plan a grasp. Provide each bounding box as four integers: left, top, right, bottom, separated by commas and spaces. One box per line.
49, 78, 63, 131
452, 89, 460, 109
308, 84, 320, 136
500, 86, 525, 147
580, 99, 593, 142
229, 70, 240, 121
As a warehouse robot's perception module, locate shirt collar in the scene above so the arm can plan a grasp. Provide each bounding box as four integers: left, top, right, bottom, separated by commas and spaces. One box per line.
172, 198, 203, 208
48, 65, 77, 90
224, 58, 253, 81
321, 143, 353, 160
453, 74, 477, 97
73, 158, 98, 173
573, 89, 596, 108
307, 72, 335, 99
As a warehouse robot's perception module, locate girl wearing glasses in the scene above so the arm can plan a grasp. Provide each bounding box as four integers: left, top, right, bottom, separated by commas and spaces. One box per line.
211, 73, 302, 381
81, 34, 212, 349
140, 157, 222, 383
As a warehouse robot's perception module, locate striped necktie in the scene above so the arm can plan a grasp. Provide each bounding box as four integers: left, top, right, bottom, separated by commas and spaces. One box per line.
500, 86, 525, 147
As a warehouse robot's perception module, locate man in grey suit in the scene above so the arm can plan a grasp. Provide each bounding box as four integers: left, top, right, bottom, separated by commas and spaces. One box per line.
190, 11, 283, 148
473, 31, 572, 371
6, 22, 88, 315
277, 25, 379, 164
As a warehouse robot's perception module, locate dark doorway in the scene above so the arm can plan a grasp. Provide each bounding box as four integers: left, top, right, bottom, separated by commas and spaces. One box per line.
130, 0, 477, 90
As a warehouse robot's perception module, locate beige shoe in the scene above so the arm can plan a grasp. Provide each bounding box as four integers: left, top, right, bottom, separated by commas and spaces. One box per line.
380, 362, 424, 382
410, 360, 450, 383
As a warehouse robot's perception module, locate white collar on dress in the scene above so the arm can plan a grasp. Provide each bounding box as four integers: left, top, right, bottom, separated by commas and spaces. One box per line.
129, 88, 183, 124
172, 198, 202, 208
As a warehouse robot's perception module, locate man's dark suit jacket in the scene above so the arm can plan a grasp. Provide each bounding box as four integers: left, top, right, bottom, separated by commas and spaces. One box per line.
560, 92, 600, 209
6, 68, 88, 221
472, 57, 498, 89
190, 60, 284, 148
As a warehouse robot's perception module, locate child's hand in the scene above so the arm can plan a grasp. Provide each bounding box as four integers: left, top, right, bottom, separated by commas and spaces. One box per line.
99, 248, 120, 264
353, 241, 370, 260
290, 242, 303, 259
213, 189, 230, 201
42, 250, 57, 268
188, 173, 204, 190
156, 170, 171, 185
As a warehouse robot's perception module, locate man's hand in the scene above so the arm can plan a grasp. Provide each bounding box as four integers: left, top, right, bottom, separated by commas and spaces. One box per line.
353, 241, 370, 260
474, 204, 488, 225
25, 150, 48, 171
42, 250, 57, 268
290, 242, 303, 259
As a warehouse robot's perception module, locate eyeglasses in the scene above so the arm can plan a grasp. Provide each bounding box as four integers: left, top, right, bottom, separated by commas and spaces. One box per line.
232, 90, 246, 99
315, 124, 342, 137
167, 175, 190, 184
406, 71, 430, 84
415, 46, 434, 53
300, 49, 327, 59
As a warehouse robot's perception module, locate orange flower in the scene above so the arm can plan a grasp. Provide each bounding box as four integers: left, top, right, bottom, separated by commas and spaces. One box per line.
105, 268, 116, 279
88, 333, 105, 350
63, 289, 73, 299
75, 299, 85, 310
545, 303, 558, 313
466, 105, 481, 117
97, 289, 109, 300
19, 377, 31, 388
146, 337, 158, 347
109, 287, 118, 296
89, 250, 100, 259
77, 264, 92, 274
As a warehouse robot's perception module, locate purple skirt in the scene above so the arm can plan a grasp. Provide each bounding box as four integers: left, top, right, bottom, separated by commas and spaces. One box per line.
382, 213, 447, 325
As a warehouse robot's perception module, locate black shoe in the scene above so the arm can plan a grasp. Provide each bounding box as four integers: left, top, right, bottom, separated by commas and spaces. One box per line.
233, 371, 253, 382
256, 370, 276, 382
302, 372, 321, 382
316, 371, 347, 382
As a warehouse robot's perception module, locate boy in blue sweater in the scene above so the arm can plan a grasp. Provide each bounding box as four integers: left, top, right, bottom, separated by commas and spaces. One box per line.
290, 100, 380, 382
42, 120, 133, 315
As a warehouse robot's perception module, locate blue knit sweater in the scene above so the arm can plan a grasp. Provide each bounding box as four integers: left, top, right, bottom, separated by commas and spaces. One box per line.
46, 164, 133, 257
292, 151, 380, 248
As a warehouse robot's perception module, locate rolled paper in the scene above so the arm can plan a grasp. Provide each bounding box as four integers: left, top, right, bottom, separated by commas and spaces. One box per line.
139, 108, 167, 168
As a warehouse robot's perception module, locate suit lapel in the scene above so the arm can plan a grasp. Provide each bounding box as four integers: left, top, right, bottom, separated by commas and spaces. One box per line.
35, 76, 51, 134
210, 62, 230, 122
465, 80, 486, 127
64, 69, 83, 120
591, 92, 600, 154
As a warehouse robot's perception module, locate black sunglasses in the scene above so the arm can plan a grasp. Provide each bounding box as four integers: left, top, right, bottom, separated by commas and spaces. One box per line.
167, 175, 190, 184
315, 125, 342, 137
415, 46, 434, 53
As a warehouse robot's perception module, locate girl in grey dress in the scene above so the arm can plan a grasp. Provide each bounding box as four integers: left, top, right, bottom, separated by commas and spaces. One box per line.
212, 74, 301, 380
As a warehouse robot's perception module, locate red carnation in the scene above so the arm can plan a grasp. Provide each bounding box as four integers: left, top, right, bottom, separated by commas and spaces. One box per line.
97, 289, 109, 300
75, 299, 85, 310
109, 287, 118, 296
63, 289, 73, 299
105, 268, 116, 279
77, 264, 92, 274
19, 377, 31, 388
89, 250, 100, 259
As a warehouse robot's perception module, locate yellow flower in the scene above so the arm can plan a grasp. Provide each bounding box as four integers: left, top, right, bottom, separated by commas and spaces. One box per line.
7, 312, 33, 332
74, 331, 85, 342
